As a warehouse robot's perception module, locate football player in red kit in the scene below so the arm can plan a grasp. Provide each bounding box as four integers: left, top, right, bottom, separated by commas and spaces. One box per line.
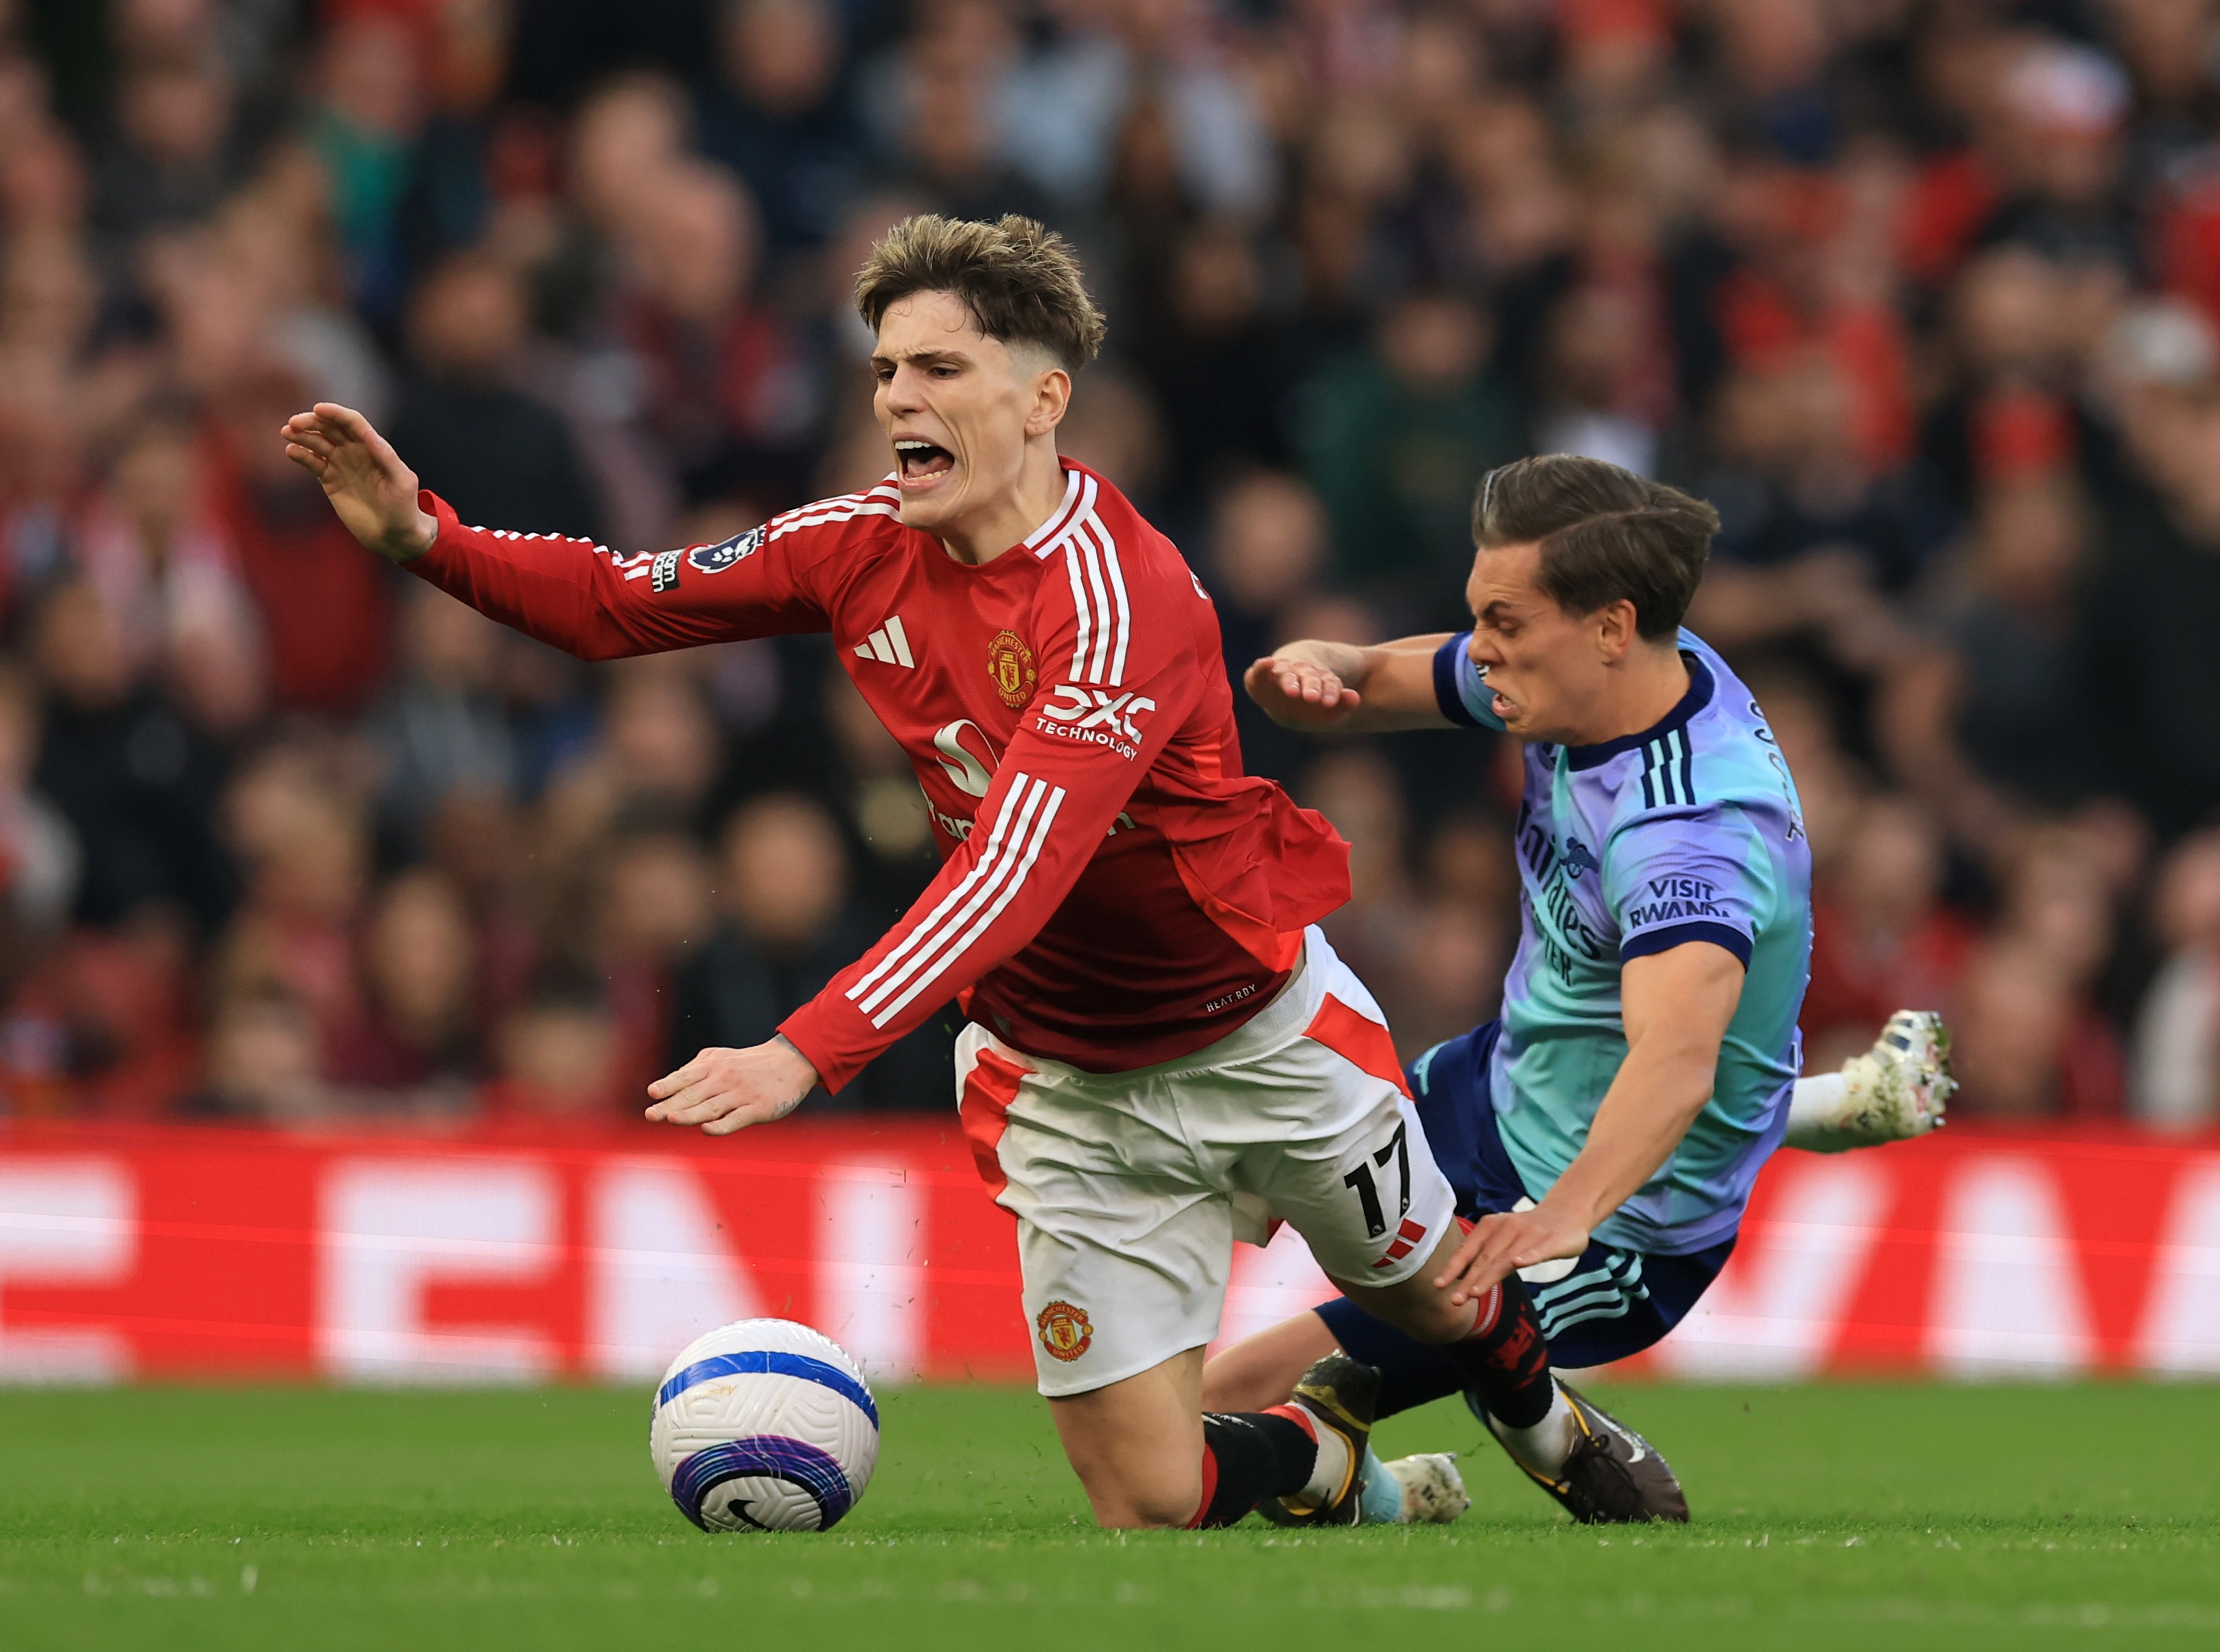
282, 216, 1580, 1531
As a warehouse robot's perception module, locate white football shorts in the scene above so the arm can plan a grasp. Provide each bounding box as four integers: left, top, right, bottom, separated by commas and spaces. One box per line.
953, 926, 1458, 1396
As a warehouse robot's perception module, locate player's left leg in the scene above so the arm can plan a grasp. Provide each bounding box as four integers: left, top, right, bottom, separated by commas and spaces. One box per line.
1234, 1014, 1592, 1512
1321, 1232, 1700, 1524
1204, 1018, 1958, 1524
1326, 1226, 1558, 1442
1786, 1010, 1955, 1150
1243, 986, 1701, 1525
1460, 1238, 1721, 1523
1231, 955, 1564, 1464
958, 1016, 1385, 1529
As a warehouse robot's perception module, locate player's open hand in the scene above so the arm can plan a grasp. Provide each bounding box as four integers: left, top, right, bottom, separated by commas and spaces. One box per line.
1244, 653, 1364, 729
1432, 1203, 1591, 1307
279, 402, 439, 563
645, 1036, 820, 1136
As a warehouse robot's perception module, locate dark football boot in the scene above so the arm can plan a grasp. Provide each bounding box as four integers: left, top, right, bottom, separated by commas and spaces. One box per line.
1489, 1380, 1690, 1525
1262, 1353, 1381, 1527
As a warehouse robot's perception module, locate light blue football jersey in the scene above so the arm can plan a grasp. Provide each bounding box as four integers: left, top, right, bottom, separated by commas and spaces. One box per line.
1431, 628, 1813, 1254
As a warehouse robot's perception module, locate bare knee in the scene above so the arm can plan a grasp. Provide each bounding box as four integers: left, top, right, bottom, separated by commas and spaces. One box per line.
1076, 1467, 1202, 1529
1060, 1421, 1202, 1528
1048, 1352, 1207, 1530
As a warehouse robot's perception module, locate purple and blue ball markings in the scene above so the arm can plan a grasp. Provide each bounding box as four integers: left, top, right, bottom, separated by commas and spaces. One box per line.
656, 1350, 881, 1425
658, 1348, 879, 1531
671, 1435, 857, 1531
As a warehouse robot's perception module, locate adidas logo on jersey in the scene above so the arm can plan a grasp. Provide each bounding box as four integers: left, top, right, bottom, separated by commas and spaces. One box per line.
855, 616, 914, 668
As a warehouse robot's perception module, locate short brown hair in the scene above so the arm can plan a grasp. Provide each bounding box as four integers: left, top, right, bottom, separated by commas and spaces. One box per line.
855, 214, 1107, 373
1472, 454, 1720, 640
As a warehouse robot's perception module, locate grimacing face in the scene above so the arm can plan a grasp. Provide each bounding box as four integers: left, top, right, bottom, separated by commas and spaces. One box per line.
871, 289, 1065, 538
1463, 541, 1626, 744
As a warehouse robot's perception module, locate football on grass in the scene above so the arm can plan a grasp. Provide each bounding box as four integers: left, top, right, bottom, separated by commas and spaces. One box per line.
651, 1319, 881, 1532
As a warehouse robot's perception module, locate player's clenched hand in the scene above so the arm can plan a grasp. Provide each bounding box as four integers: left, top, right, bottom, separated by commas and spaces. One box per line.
1432, 1204, 1591, 1307
279, 402, 439, 563
1243, 650, 1365, 729
645, 1036, 819, 1136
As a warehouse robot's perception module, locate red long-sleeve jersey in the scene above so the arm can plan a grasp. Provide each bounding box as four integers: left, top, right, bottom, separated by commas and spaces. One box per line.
406, 461, 1352, 1090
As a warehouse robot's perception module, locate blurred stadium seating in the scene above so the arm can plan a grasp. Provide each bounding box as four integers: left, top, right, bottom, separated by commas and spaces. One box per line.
0, 0, 2218, 1142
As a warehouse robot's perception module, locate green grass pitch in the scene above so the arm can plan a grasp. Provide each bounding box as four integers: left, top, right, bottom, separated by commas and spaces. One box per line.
3, 1383, 2217, 1651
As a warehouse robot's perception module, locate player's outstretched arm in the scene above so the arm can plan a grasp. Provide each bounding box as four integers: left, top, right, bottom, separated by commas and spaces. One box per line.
280, 403, 438, 563
285, 403, 837, 662
1244, 635, 1459, 733
1433, 941, 1744, 1305
645, 1034, 820, 1136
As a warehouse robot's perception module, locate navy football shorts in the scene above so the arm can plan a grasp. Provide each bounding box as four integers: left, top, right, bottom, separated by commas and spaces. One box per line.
1311, 1021, 1734, 1419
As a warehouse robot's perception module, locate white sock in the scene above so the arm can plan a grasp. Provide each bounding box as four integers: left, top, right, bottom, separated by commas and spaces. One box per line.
1782, 1072, 1845, 1150
1298, 1416, 1353, 1504
1493, 1381, 1577, 1475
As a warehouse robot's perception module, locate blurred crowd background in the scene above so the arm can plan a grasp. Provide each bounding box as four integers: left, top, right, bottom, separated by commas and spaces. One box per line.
5, 0, 2220, 1132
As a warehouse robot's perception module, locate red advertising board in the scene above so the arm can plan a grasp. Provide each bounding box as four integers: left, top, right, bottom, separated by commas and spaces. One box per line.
1, 1120, 2217, 1384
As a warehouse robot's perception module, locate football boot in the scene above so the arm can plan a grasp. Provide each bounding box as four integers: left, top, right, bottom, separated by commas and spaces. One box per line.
1485, 1380, 1689, 1525
1381, 1452, 1470, 1523
1803, 1009, 1956, 1151
1266, 1353, 1381, 1526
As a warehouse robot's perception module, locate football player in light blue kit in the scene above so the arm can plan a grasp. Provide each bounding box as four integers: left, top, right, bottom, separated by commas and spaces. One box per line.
1435, 585, 1814, 1268
1217, 455, 1951, 1525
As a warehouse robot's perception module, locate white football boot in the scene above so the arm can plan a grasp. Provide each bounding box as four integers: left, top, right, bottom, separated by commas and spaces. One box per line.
1381, 1453, 1470, 1523
1792, 1010, 1955, 1152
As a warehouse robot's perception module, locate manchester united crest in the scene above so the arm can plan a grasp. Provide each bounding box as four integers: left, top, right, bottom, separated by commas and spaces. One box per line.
987, 629, 1036, 709
1036, 1300, 1092, 1362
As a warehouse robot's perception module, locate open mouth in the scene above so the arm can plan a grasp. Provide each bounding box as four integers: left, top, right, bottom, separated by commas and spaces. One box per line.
894, 439, 954, 483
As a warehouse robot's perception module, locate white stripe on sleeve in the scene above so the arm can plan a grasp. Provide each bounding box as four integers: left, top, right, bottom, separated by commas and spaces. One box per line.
845, 780, 1029, 1004
1089, 519, 1131, 687
1078, 534, 1114, 683
853, 775, 1056, 1018
868, 781, 1066, 1028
